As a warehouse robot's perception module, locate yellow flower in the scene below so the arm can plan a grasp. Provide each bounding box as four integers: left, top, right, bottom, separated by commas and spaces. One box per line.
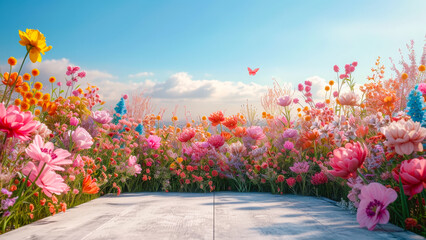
18, 29, 52, 63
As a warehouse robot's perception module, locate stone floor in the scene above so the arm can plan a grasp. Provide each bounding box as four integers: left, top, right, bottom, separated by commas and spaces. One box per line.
1, 192, 423, 240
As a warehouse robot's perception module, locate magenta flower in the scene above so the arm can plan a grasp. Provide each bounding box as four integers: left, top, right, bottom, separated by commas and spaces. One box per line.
304, 80, 312, 86
277, 96, 292, 107
147, 135, 161, 150
22, 162, 69, 197
92, 110, 113, 124
77, 71, 86, 78
418, 83, 426, 94
71, 127, 93, 150
208, 135, 225, 148
0, 103, 39, 141
352, 61, 358, 67
70, 117, 79, 126
311, 172, 328, 185
298, 83, 304, 91
305, 86, 311, 92
333, 65, 339, 72
356, 182, 397, 230
178, 128, 196, 142
329, 142, 368, 179
283, 141, 294, 151
315, 102, 325, 109
246, 126, 265, 141
25, 135, 72, 171
289, 161, 310, 174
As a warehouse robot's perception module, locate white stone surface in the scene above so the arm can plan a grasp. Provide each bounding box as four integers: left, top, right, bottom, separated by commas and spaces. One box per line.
1, 192, 423, 240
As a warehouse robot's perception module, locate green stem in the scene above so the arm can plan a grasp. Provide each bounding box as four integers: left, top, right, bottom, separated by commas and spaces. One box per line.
4, 48, 31, 107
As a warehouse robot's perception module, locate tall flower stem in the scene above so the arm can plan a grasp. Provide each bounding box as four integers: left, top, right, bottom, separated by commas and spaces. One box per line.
4, 48, 31, 107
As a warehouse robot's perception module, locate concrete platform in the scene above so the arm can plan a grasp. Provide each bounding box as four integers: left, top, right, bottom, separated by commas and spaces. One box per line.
1, 192, 423, 240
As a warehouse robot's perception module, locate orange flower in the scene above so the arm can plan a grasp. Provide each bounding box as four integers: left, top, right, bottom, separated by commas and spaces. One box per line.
25, 92, 33, 99
325, 86, 330, 91
325, 99, 331, 104
82, 175, 100, 194
304, 115, 311, 121
14, 99, 21, 106
34, 82, 43, 90
201, 116, 207, 121
34, 91, 42, 99
49, 76, 56, 83
233, 126, 246, 137
21, 102, 30, 111
8, 57, 17, 66
22, 82, 30, 92
419, 65, 425, 72
401, 73, 408, 80
221, 131, 232, 141
329, 80, 334, 86
208, 111, 225, 126
2, 72, 23, 87
34, 109, 40, 116
42, 93, 50, 101
29, 98, 37, 106
223, 115, 238, 130
186, 122, 191, 128
23, 73, 31, 81
31, 69, 40, 76
156, 115, 161, 120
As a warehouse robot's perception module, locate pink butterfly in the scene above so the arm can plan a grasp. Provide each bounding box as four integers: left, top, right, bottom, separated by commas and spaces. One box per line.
248, 67, 259, 76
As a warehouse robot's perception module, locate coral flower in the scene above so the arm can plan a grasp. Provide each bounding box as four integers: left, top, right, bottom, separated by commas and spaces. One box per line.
221, 131, 232, 141
18, 29, 52, 63
208, 135, 225, 148
25, 135, 72, 171
222, 115, 239, 130
71, 127, 93, 150
147, 135, 161, 149
277, 96, 292, 107
22, 162, 69, 197
356, 182, 397, 230
82, 175, 100, 194
178, 128, 196, 142
208, 111, 225, 126
382, 119, 426, 156
329, 142, 368, 179
233, 126, 246, 138
0, 103, 39, 141
338, 91, 358, 106
393, 158, 426, 198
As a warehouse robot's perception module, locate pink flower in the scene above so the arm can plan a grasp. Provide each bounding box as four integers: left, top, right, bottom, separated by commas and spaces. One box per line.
208, 135, 225, 148
395, 158, 426, 198
356, 182, 397, 230
72, 66, 80, 73
382, 119, 426, 156
73, 189, 79, 194
338, 91, 358, 106
178, 128, 196, 142
0, 103, 39, 141
25, 135, 72, 171
277, 96, 292, 107
304, 80, 312, 86
70, 117, 79, 126
333, 91, 339, 98
305, 85, 311, 92
92, 110, 113, 124
315, 102, 325, 109
146, 135, 161, 150
293, 98, 299, 104
66, 80, 72, 86
289, 161, 310, 174
418, 83, 426, 94
352, 61, 358, 67
311, 172, 328, 185
71, 127, 93, 150
286, 177, 296, 187
57, 82, 62, 87
128, 155, 142, 175
329, 142, 368, 179
77, 71, 86, 78
350, 66, 355, 72
298, 83, 304, 91
282, 129, 298, 139
333, 65, 340, 72
245, 126, 265, 141
123, 94, 128, 100
22, 162, 69, 197
339, 74, 346, 79
283, 141, 294, 151
72, 154, 84, 168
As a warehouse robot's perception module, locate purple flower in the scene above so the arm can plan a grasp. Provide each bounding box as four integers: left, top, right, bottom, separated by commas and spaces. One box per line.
1, 188, 12, 198
1, 197, 17, 210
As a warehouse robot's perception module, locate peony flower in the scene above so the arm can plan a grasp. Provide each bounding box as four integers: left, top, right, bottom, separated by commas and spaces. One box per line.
92, 110, 113, 124
356, 182, 397, 230
82, 175, 100, 194
245, 126, 265, 141
71, 127, 93, 150
22, 162, 69, 197
283, 141, 294, 151
208, 111, 225, 127
18, 29, 52, 63
329, 142, 368, 179
146, 135, 161, 150
277, 96, 292, 107
178, 128, 196, 142
25, 135, 72, 171
382, 119, 426, 156
393, 158, 425, 198
289, 161, 309, 174
208, 135, 225, 148
338, 91, 358, 106
0, 103, 39, 141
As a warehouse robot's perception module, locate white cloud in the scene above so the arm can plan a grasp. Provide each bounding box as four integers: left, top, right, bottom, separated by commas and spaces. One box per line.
128, 72, 154, 78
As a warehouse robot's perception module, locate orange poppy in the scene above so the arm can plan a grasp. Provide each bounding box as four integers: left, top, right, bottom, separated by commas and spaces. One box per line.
82, 175, 100, 194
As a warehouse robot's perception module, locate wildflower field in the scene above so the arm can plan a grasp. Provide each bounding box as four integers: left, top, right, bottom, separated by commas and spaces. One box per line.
0, 29, 425, 237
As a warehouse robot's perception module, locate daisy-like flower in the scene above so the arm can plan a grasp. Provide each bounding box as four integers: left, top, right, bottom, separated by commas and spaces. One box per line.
25, 135, 72, 171
18, 29, 52, 63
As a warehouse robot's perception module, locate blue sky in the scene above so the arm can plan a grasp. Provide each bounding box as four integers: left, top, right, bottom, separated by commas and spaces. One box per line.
0, 0, 425, 118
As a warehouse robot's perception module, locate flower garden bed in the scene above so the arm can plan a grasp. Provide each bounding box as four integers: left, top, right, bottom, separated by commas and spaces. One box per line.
0, 29, 425, 237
